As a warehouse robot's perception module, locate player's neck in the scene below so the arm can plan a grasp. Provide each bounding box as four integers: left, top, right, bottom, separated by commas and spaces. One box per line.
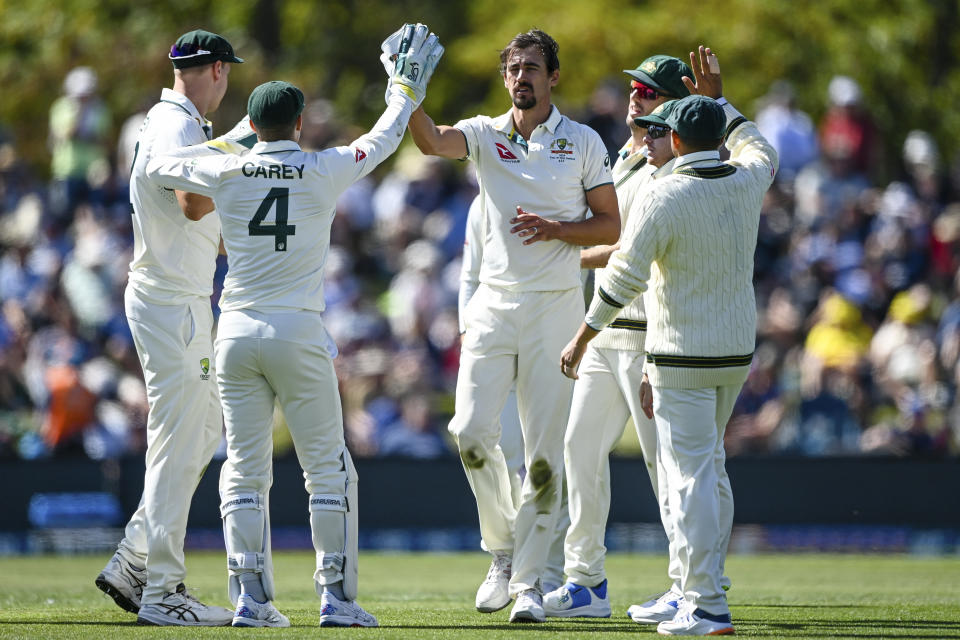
172, 78, 211, 117
511, 102, 552, 141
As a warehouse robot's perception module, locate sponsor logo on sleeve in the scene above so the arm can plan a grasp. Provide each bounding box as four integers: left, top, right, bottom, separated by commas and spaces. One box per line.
355, 148, 367, 163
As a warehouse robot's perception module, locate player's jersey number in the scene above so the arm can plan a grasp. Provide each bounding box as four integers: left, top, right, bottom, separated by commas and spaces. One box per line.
249, 187, 297, 251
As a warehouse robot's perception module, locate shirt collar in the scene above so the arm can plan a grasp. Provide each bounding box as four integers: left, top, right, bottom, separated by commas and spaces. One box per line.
653, 157, 676, 178
251, 140, 302, 154
160, 88, 207, 129
493, 104, 562, 136
672, 149, 721, 171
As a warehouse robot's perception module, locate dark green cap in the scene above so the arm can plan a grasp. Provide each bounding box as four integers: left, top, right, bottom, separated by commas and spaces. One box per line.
169, 30, 243, 69
624, 55, 692, 99
247, 81, 305, 129
665, 95, 726, 142
634, 99, 679, 128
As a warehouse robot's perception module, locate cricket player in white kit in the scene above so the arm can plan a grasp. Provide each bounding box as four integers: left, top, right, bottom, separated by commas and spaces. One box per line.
561, 47, 777, 636
144, 25, 444, 628
407, 29, 620, 623
460, 195, 568, 594
95, 29, 242, 627
544, 82, 686, 618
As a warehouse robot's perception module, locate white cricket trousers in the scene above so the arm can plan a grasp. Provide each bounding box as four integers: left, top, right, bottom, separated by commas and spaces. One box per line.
449, 284, 581, 596
116, 286, 223, 603
562, 344, 668, 586
215, 329, 349, 589
653, 384, 738, 615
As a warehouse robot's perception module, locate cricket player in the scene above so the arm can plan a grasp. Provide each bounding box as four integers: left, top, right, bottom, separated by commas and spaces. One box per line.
561, 46, 778, 635
95, 29, 242, 627
144, 25, 444, 628
405, 29, 620, 622
544, 67, 688, 617
459, 194, 568, 594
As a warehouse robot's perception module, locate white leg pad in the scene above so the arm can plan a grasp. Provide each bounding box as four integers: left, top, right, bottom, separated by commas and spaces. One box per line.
221, 492, 274, 605
311, 449, 359, 601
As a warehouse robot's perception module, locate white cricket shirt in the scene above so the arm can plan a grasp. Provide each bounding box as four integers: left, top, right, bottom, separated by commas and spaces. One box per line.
146, 93, 413, 319
127, 89, 220, 304
455, 106, 612, 292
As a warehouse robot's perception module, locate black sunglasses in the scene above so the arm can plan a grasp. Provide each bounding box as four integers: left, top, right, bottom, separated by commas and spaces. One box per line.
646, 124, 670, 140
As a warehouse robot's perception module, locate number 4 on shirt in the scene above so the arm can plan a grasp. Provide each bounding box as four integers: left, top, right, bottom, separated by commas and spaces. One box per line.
249, 187, 296, 251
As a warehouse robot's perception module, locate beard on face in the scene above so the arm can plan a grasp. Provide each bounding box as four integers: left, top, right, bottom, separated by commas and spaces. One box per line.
512, 83, 536, 110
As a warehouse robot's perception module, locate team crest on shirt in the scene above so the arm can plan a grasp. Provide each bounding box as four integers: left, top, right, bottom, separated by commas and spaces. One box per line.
200, 357, 210, 380
549, 138, 576, 162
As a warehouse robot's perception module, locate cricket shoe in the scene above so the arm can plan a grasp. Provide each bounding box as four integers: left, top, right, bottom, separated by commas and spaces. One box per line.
543, 579, 611, 618
657, 602, 734, 636
629, 588, 684, 624
95, 553, 146, 613
232, 593, 290, 627
509, 588, 545, 623
318, 592, 378, 627
475, 550, 512, 613
137, 583, 233, 626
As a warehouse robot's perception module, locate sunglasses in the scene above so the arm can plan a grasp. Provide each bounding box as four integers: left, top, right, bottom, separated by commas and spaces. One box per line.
630, 80, 659, 101
645, 124, 670, 140
169, 42, 224, 59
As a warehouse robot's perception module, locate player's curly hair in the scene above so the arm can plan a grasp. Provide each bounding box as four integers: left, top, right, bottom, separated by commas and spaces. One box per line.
499, 29, 559, 75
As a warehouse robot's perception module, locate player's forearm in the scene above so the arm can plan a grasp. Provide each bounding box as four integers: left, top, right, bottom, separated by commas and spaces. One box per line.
351, 91, 415, 171
580, 243, 618, 268
555, 212, 620, 247
176, 191, 215, 221
408, 108, 463, 158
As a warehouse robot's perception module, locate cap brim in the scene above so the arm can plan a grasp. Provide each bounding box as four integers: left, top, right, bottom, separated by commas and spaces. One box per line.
623, 69, 671, 96
225, 55, 244, 64
633, 114, 669, 128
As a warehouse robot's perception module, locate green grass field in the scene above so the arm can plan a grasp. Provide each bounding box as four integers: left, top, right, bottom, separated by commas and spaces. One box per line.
0, 551, 958, 638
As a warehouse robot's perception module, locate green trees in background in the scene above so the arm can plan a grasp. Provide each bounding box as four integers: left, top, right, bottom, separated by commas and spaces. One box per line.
2, 0, 959, 178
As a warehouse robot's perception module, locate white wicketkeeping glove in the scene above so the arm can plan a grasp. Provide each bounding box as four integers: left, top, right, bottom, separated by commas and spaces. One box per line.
205, 115, 258, 155
382, 23, 444, 107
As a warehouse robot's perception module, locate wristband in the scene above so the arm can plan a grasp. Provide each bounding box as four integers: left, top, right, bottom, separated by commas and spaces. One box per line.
715, 97, 728, 106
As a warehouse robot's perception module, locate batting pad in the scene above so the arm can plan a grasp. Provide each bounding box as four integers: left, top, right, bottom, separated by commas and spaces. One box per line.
311, 449, 359, 600
221, 491, 275, 604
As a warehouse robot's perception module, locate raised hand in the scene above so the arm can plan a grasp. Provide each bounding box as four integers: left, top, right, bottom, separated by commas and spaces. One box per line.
681, 45, 723, 99
387, 23, 445, 107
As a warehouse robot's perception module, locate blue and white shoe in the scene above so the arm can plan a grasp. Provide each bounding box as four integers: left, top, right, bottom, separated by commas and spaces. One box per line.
543, 580, 611, 618
232, 594, 290, 627
628, 589, 683, 624
657, 603, 734, 635
318, 592, 378, 627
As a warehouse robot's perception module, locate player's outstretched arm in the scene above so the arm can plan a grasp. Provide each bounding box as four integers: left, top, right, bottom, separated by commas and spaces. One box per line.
408, 108, 467, 159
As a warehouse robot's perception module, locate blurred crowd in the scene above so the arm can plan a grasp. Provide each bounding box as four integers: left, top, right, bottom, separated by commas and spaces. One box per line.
0, 67, 958, 462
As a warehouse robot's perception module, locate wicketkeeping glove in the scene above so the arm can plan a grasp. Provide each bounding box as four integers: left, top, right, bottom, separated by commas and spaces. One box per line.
204, 115, 258, 155
381, 23, 444, 107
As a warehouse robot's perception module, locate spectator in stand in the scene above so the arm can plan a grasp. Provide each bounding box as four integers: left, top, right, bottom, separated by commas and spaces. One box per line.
48, 67, 112, 222
755, 80, 818, 183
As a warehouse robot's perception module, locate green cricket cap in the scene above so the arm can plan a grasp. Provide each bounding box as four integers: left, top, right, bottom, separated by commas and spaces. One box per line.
169, 30, 243, 69
247, 81, 305, 129
624, 55, 692, 99
665, 95, 726, 142
634, 99, 679, 128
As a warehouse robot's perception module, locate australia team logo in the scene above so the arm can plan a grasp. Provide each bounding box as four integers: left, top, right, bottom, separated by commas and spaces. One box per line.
495, 142, 519, 162
550, 138, 576, 162
200, 357, 210, 380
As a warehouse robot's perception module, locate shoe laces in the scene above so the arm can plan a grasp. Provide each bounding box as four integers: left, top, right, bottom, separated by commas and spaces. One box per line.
174, 583, 203, 606
485, 553, 511, 581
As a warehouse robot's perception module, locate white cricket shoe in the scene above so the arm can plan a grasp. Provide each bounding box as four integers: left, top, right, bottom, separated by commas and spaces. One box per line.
657, 602, 734, 635
475, 551, 512, 613
629, 588, 684, 624
543, 580, 611, 618
318, 592, 378, 627
232, 593, 290, 627
509, 588, 545, 623
95, 553, 146, 613
137, 584, 233, 626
